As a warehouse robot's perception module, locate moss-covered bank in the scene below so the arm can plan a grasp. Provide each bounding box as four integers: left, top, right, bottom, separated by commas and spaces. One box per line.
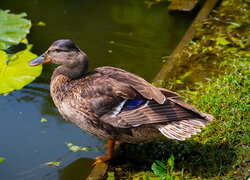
106, 0, 249, 179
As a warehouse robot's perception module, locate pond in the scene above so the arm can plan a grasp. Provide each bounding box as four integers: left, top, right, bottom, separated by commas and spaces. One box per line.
0, 0, 196, 179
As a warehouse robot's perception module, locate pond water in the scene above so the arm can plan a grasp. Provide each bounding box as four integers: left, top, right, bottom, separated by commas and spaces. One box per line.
0, 0, 196, 179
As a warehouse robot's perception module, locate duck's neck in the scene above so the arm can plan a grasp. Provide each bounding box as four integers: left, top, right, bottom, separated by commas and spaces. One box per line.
52, 55, 89, 80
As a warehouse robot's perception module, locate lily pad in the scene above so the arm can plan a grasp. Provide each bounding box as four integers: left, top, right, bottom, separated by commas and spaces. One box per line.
0, 10, 31, 50
0, 45, 42, 94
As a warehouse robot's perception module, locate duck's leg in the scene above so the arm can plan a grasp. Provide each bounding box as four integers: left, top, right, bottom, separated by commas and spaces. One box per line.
93, 139, 115, 165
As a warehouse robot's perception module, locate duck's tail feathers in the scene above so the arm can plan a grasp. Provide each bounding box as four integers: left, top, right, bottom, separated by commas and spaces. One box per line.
157, 97, 214, 141
167, 97, 214, 122
158, 118, 209, 141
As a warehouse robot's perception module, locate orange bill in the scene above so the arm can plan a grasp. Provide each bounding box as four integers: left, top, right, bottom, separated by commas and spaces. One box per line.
29, 53, 51, 66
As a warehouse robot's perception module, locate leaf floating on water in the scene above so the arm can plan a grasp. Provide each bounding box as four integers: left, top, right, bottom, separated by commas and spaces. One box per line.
65, 142, 92, 152
37, 21, 46, 26
69, 145, 81, 152
0, 157, 5, 163
0, 44, 43, 94
65, 142, 73, 147
46, 161, 61, 167
40, 117, 47, 123
82, 146, 92, 152
0, 10, 31, 50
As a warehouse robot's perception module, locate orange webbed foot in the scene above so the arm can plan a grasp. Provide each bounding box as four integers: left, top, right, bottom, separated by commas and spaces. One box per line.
93, 139, 115, 166
93, 156, 112, 166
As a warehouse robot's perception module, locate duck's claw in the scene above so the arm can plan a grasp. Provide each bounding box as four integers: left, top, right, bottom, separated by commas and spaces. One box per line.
93, 139, 116, 166
93, 156, 111, 166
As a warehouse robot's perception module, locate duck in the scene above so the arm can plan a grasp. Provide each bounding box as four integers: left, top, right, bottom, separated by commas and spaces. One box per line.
29, 39, 214, 164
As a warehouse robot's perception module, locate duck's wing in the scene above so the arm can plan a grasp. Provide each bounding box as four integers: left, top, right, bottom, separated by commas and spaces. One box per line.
101, 96, 213, 127
93, 67, 213, 140
95, 66, 178, 104
100, 96, 213, 140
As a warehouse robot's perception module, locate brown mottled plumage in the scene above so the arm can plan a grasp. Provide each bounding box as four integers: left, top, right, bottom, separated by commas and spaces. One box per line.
29, 39, 214, 163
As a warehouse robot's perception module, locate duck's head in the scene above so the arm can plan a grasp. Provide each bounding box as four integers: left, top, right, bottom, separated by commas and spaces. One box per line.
29, 39, 89, 79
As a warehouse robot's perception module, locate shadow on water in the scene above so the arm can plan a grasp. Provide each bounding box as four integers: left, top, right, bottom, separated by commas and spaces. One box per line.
59, 158, 95, 180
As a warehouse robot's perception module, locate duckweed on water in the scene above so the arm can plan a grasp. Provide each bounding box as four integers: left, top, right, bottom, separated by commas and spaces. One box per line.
0, 157, 5, 164
106, 0, 249, 179
46, 161, 61, 167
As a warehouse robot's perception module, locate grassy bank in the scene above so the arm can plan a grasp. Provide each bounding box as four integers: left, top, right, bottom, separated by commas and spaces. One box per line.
106, 0, 249, 179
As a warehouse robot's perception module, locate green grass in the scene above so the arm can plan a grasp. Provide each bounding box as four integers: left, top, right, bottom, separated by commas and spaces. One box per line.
123, 61, 249, 178
182, 59, 249, 178
106, 0, 249, 179
120, 43, 249, 180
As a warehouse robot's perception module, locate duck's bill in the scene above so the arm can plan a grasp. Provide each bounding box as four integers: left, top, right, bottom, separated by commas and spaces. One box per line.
29, 53, 51, 66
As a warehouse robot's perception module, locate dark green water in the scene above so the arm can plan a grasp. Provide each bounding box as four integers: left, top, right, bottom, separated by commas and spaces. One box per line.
0, 0, 196, 179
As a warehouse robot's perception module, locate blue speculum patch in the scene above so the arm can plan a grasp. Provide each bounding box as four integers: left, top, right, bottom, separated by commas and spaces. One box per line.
123, 98, 146, 110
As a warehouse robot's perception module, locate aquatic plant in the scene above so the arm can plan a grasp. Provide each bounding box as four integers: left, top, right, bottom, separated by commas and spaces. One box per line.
0, 10, 42, 94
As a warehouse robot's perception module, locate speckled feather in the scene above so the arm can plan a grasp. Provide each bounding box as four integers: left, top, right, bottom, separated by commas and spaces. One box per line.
31, 39, 214, 143
50, 66, 213, 143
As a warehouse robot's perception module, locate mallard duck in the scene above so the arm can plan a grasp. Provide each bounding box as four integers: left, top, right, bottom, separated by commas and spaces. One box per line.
29, 39, 213, 164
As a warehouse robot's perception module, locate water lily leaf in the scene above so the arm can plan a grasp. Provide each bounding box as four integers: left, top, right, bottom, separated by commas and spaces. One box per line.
0, 45, 42, 94
0, 10, 31, 50
65, 142, 92, 152
0, 157, 5, 163
40, 117, 47, 123
46, 161, 61, 167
